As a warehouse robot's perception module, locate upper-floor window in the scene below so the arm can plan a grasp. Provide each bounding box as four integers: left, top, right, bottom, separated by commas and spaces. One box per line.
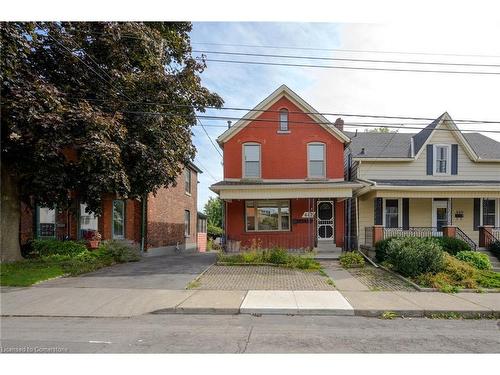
308, 143, 325, 178
279, 109, 289, 131
243, 143, 261, 178
434, 144, 450, 175
185, 168, 191, 194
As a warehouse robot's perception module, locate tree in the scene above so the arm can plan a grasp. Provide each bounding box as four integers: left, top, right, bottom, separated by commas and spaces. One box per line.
1, 22, 223, 261
203, 196, 223, 239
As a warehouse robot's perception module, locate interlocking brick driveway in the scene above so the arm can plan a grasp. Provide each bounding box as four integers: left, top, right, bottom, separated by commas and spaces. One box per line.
194, 265, 335, 290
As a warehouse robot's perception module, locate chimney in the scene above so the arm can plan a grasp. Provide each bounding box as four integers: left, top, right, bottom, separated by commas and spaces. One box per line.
227, 120, 232, 129
334, 117, 344, 131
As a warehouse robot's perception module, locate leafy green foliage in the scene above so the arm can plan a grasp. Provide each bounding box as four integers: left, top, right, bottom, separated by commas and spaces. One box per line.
431, 237, 471, 255
31, 239, 87, 257
207, 223, 223, 240
380, 311, 398, 319
204, 197, 222, 228
1, 240, 140, 286
455, 251, 492, 270
385, 237, 444, 277
217, 247, 321, 270
339, 251, 365, 268
1, 22, 223, 258
375, 237, 397, 262
415, 253, 500, 291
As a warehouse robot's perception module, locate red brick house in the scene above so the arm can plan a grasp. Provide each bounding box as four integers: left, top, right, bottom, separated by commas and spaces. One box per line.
20, 162, 205, 254
210, 85, 359, 255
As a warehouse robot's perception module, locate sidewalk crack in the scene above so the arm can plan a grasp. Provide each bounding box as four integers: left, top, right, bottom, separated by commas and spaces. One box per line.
241, 326, 253, 353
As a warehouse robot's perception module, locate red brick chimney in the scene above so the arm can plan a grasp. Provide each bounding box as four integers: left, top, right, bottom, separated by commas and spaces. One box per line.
334, 117, 344, 131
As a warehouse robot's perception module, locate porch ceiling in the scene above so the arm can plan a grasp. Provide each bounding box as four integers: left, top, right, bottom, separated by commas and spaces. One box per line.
217, 187, 354, 200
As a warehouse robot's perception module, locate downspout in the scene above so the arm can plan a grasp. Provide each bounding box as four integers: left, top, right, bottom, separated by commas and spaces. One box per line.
140, 194, 147, 254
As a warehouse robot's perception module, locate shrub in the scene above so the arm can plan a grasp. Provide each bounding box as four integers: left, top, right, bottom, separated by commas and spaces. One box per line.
374, 237, 395, 263
476, 270, 500, 289
340, 251, 365, 268
264, 247, 288, 264
432, 237, 471, 255
31, 239, 87, 257
489, 240, 500, 260
207, 224, 223, 240
455, 251, 492, 270
385, 237, 444, 277
99, 240, 140, 263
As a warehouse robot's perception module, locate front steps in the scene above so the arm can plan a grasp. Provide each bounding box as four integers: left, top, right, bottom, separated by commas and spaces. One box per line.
314, 240, 343, 260
477, 248, 500, 272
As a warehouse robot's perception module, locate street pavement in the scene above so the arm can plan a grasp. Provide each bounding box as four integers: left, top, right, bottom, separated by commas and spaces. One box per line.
1, 314, 499, 353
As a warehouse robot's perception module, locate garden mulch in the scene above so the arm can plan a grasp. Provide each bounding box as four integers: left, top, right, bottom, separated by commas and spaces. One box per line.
192, 265, 335, 291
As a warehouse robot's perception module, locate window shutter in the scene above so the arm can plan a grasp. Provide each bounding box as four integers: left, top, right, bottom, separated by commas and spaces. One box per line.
473, 198, 480, 231
402, 198, 410, 230
426, 144, 433, 175
374, 198, 383, 225
451, 144, 458, 175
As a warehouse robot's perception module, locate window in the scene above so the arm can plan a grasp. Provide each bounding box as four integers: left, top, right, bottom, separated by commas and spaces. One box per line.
243, 143, 261, 178
434, 145, 450, 174
38, 206, 56, 238
384, 199, 399, 229
184, 210, 191, 236
308, 143, 325, 178
483, 199, 496, 226
185, 168, 191, 194
245, 200, 290, 231
112, 200, 125, 239
79, 203, 98, 238
279, 109, 289, 131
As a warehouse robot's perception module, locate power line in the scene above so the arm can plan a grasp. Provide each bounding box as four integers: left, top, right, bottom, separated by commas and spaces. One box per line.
197, 118, 223, 158
193, 50, 500, 68
55, 96, 500, 124
204, 58, 500, 76
192, 41, 500, 59
194, 157, 219, 182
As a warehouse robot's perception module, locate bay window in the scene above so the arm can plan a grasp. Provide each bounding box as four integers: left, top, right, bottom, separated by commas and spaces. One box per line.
245, 200, 290, 231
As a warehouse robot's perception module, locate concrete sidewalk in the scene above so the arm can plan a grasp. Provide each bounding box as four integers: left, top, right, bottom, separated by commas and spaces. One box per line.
1, 286, 499, 318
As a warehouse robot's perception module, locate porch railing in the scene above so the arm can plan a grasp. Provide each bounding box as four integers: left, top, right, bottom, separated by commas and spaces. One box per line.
493, 227, 500, 241
455, 227, 477, 250
383, 227, 438, 239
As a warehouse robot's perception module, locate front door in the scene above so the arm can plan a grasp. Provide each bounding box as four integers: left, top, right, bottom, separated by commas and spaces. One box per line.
432, 199, 449, 236
317, 201, 334, 240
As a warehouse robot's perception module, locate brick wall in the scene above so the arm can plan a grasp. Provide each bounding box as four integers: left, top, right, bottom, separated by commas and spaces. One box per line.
146, 166, 198, 249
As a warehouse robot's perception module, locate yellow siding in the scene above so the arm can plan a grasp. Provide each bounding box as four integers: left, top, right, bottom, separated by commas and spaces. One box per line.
452, 198, 479, 244
358, 192, 375, 245
409, 199, 432, 227
358, 125, 500, 181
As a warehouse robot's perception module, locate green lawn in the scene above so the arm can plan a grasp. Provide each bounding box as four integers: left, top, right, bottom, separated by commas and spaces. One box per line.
0, 259, 67, 287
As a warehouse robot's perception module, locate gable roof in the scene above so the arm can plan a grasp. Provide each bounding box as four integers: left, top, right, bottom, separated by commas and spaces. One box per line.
216, 84, 350, 145
347, 112, 500, 162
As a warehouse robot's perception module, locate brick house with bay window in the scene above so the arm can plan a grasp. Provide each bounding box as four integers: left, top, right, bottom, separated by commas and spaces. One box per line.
210, 85, 360, 256
20, 162, 206, 254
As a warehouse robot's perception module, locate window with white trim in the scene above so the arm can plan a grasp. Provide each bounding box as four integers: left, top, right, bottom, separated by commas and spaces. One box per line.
79, 203, 98, 238
279, 109, 289, 131
245, 200, 290, 231
433, 144, 450, 175
38, 206, 56, 238
384, 199, 399, 228
482, 199, 496, 226
243, 143, 261, 178
308, 143, 325, 178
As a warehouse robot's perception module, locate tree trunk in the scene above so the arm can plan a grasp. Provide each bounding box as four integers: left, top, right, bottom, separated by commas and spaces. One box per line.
1, 162, 22, 262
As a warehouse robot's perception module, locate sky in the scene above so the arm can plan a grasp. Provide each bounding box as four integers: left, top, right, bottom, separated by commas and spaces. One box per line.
188, 22, 500, 211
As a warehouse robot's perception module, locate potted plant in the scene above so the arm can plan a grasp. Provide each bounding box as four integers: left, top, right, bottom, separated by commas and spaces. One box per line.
84, 230, 102, 249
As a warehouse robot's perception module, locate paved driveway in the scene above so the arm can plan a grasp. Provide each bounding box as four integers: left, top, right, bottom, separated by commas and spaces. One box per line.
33, 252, 216, 290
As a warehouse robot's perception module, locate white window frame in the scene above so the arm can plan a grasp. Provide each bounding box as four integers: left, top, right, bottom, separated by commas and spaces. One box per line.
279, 108, 289, 131
245, 200, 291, 232
480, 198, 499, 227
79, 203, 98, 239
242, 143, 261, 178
433, 144, 451, 176
382, 198, 403, 228
184, 168, 191, 195
112, 200, 125, 239
307, 142, 326, 178
37, 206, 57, 239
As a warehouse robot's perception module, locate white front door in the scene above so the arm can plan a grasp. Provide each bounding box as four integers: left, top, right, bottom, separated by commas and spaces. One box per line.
317, 201, 334, 240
432, 199, 450, 236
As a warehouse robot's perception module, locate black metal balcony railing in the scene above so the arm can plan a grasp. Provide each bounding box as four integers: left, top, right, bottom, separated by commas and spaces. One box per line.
455, 227, 477, 250
493, 227, 500, 241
